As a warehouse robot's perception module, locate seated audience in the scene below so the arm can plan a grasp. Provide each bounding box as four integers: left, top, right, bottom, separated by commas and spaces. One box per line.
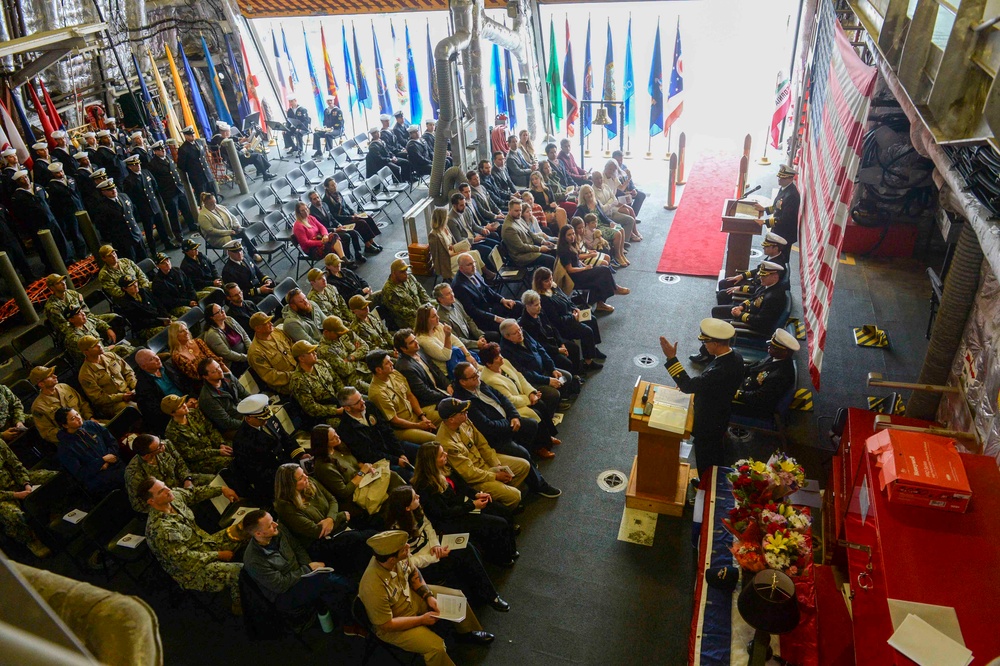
574, 184, 628, 266
117, 275, 171, 341
293, 200, 346, 262
411, 442, 518, 566
97, 245, 151, 300
30, 365, 94, 444
289, 340, 345, 425
592, 170, 640, 242
519, 290, 580, 376
247, 312, 296, 396
533, 267, 605, 369
452, 253, 523, 333
528, 170, 569, 232
179, 238, 223, 296
77, 336, 137, 418
151, 253, 198, 316
202, 302, 251, 377
433, 282, 498, 352
350, 294, 394, 350
381, 258, 432, 330
282, 288, 326, 344
170, 321, 229, 383
337, 384, 420, 480
478, 343, 560, 450
231, 394, 306, 504
499, 319, 580, 398
224, 282, 259, 336
556, 224, 629, 314
732, 329, 799, 419
162, 394, 232, 474
55, 407, 125, 496
44, 272, 117, 343
365, 350, 438, 446
307, 267, 353, 324
318, 315, 372, 394
0, 439, 57, 557
134, 349, 185, 436
141, 477, 243, 614
197, 192, 245, 248
125, 433, 214, 512
501, 198, 555, 270
272, 463, 375, 576
414, 304, 479, 378
308, 190, 366, 264
324, 253, 372, 301
197, 358, 249, 439
394, 328, 451, 423
63, 306, 134, 366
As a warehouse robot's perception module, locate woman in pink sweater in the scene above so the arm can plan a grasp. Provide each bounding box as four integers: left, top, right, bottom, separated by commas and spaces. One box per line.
292, 201, 346, 260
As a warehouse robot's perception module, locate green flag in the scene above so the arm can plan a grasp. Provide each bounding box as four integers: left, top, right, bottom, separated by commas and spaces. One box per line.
547, 18, 563, 130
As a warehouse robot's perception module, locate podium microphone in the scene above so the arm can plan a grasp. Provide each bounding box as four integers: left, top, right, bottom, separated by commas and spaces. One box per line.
739, 184, 761, 200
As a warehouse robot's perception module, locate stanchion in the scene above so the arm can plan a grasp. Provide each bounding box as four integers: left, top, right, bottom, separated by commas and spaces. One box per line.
676, 133, 687, 185
0, 253, 39, 324
222, 139, 250, 195
736, 155, 749, 199
37, 230, 69, 280
663, 153, 678, 210
76, 210, 101, 258
742, 133, 752, 161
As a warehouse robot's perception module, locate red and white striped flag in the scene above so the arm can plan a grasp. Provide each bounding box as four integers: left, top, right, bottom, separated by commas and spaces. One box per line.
799, 0, 877, 389
770, 71, 791, 149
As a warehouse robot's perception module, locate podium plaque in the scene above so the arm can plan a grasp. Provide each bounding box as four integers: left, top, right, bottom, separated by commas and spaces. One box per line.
626, 381, 694, 517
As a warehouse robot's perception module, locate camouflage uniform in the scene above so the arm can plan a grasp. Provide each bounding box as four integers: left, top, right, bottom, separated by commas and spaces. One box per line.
289, 360, 345, 424
98, 258, 151, 299
64, 319, 136, 365
380, 275, 430, 330
124, 440, 215, 512
164, 409, 232, 475
44, 289, 116, 341
145, 486, 244, 603
31, 384, 93, 444
308, 284, 353, 324
0, 441, 57, 545
351, 314, 394, 350
78, 352, 137, 417
318, 331, 372, 394
0, 385, 25, 430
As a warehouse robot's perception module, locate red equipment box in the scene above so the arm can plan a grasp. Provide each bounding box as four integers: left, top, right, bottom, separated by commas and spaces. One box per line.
865, 430, 972, 513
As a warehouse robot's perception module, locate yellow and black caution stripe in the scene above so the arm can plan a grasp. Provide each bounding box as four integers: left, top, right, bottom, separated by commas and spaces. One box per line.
789, 388, 813, 411
787, 317, 806, 340
867, 395, 905, 415
853, 325, 889, 348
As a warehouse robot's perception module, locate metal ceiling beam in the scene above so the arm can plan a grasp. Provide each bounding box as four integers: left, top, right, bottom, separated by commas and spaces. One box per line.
0, 22, 106, 59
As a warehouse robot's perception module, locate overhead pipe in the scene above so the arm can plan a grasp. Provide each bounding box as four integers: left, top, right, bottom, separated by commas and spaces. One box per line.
429, 0, 474, 203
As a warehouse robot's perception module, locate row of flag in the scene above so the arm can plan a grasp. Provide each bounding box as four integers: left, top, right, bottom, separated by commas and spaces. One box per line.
271, 21, 434, 130
547, 17, 685, 142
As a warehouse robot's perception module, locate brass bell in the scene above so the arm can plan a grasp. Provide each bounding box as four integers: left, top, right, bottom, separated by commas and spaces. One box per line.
592, 107, 611, 125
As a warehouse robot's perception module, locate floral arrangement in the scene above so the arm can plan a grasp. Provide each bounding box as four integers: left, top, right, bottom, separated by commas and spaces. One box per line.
724, 452, 813, 576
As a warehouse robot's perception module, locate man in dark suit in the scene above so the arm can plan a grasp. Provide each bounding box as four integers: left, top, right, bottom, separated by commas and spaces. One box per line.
499, 319, 579, 398
221, 240, 274, 302
732, 329, 798, 420
91, 178, 148, 261
123, 154, 178, 253
135, 349, 187, 436
177, 126, 217, 203
452, 361, 549, 461
224, 282, 259, 338
753, 164, 801, 245
660, 319, 745, 482
335, 385, 419, 480
307, 190, 365, 263
392, 329, 451, 421
452, 254, 522, 332
149, 141, 198, 235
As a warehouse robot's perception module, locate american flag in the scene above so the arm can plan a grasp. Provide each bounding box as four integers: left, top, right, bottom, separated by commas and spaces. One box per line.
799, 0, 877, 389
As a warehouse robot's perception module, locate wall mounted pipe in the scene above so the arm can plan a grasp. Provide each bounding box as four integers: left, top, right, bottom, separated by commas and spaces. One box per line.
429, 0, 473, 203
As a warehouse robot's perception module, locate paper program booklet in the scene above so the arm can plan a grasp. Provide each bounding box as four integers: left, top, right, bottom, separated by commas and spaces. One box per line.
434, 593, 468, 623
439, 533, 470, 550
648, 386, 690, 434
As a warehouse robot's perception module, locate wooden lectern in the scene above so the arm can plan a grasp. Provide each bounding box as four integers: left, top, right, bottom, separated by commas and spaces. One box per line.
720, 199, 764, 277
626, 380, 693, 517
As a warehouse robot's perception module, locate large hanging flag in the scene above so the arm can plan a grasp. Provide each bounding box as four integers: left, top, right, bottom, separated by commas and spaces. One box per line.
0, 99, 31, 165
354, 24, 372, 110
562, 18, 578, 138
132, 53, 165, 141
623, 17, 635, 136
372, 23, 393, 115
281, 27, 299, 90
8, 91, 37, 148
26, 82, 56, 144
224, 34, 252, 122
178, 40, 213, 139
602, 21, 617, 140
504, 49, 518, 130
201, 37, 234, 126
148, 48, 182, 142
770, 71, 792, 149
271, 30, 289, 110
647, 21, 664, 137
321, 27, 340, 108
391, 22, 408, 110
546, 18, 563, 131
664, 17, 684, 134
426, 21, 439, 118
165, 44, 198, 136
303, 27, 325, 121
406, 23, 422, 126
491, 44, 507, 118
39, 80, 63, 131
238, 37, 267, 131
799, 0, 877, 388
582, 18, 593, 138
341, 23, 356, 112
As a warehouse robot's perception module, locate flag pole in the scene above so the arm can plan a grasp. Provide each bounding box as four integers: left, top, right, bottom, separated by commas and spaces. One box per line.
758, 122, 771, 165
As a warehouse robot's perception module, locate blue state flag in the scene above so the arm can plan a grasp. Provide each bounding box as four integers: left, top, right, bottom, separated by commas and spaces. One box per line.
342, 23, 357, 112
406, 23, 422, 126
648, 21, 664, 136
353, 24, 372, 110
372, 24, 393, 115
623, 17, 635, 135
582, 18, 593, 138
303, 28, 325, 122
178, 40, 213, 139
602, 21, 617, 140
491, 43, 507, 118
504, 49, 518, 130
224, 33, 252, 121
132, 52, 165, 141
201, 36, 233, 126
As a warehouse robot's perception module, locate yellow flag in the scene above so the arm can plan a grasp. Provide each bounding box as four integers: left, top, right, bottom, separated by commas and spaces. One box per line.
164, 43, 198, 138
147, 48, 182, 144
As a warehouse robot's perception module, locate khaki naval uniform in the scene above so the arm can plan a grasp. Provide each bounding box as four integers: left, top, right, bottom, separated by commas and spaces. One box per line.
358, 555, 482, 666
78, 352, 137, 417
369, 371, 437, 444
247, 329, 295, 395
31, 384, 93, 443
437, 419, 529, 508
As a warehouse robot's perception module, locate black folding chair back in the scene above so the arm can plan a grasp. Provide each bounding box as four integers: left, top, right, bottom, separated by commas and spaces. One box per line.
80, 489, 150, 581
255, 294, 283, 321
137, 258, 156, 279
272, 277, 299, 305
23, 471, 92, 559
12, 325, 66, 375
245, 222, 288, 275
352, 596, 418, 665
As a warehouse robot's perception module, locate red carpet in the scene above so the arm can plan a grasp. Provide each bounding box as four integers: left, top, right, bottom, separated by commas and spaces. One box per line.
656, 152, 739, 276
